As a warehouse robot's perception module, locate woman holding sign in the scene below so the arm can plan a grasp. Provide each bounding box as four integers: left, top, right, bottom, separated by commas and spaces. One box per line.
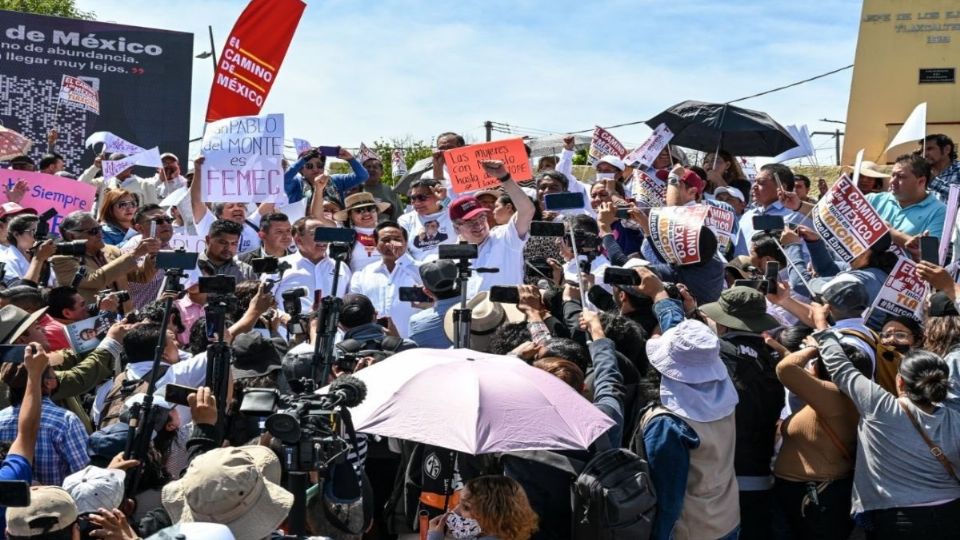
97, 189, 139, 246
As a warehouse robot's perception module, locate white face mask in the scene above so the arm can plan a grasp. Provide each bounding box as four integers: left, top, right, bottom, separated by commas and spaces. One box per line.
446, 511, 482, 539
596, 172, 615, 182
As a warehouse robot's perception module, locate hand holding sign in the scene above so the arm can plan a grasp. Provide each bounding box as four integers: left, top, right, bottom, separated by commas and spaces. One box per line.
444, 138, 531, 194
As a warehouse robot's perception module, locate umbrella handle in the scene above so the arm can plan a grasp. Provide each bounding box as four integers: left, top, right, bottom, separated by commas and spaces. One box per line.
419, 511, 429, 540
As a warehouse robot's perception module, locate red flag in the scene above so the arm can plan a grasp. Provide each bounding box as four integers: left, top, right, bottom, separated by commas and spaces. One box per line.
205, 0, 306, 122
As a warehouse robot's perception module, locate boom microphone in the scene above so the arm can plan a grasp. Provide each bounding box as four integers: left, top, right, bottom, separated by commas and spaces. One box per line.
323, 375, 367, 408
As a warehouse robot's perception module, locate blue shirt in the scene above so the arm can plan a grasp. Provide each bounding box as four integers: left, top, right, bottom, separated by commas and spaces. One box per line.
734, 201, 806, 257
283, 156, 369, 206
0, 454, 31, 534
408, 297, 459, 348
0, 398, 89, 486
644, 414, 700, 540
866, 191, 947, 239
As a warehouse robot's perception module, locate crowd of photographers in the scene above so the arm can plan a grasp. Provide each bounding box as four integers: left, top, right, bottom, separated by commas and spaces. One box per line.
0, 131, 958, 540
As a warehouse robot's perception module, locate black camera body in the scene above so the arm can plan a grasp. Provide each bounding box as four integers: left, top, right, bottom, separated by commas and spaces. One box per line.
54, 239, 87, 256
438, 242, 478, 259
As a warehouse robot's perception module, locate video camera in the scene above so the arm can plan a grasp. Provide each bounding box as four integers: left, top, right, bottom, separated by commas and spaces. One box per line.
314, 227, 355, 261
281, 287, 309, 335
240, 375, 367, 472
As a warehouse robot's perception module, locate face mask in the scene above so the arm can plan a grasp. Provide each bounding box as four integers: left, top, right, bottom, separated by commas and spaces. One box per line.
891, 343, 911, 354
446, 512, 482, 539
596, 172, 615, 182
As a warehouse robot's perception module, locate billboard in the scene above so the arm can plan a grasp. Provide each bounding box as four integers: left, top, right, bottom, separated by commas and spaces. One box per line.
0, 10, 192, 173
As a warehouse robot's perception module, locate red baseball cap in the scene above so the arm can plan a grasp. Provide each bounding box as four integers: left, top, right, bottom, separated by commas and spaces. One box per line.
657, 168, 705, 195
449, 195, 489, 222
0, 203, 36, 221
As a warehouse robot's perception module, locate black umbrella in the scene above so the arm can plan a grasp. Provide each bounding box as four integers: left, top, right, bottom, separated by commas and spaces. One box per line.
645, 100, 798, 157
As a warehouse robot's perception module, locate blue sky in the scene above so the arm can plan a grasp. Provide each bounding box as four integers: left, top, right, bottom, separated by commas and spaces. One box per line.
77, 0, 863, 163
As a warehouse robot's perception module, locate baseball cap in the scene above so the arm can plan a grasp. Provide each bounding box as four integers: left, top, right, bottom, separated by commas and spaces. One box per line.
928, 291, 959, 318
809, 274, 870, 312
6, 486, 78, 536
419, 259, 459, 295
0, 202, 36, 221
448, 195, 489, 222
63, 465, 126, 514
597, 155, 625, 171
714, 186, 745, 203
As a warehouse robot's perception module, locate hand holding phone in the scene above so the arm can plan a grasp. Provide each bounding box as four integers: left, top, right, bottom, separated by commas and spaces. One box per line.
919, 236, 940, 265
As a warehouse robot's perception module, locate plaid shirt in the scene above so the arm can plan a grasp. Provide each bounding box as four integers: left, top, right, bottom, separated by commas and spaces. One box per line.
928, 160, 960, 202
0, 397, 89, 486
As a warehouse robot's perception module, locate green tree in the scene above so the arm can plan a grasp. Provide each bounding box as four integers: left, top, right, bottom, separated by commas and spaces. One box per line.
371, 137, 433, 185
0, 0, 95, 19
572, 148, 589, 165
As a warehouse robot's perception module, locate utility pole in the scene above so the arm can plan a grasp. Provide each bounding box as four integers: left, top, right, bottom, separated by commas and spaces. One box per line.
484, 120, 492, 142
835, 128, 841, 166
208, 26, 218, 71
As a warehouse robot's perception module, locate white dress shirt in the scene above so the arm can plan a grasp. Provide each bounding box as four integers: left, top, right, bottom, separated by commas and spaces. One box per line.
466, 216, 528, 298
348, 253, 422, 338
273, 251, 352, 314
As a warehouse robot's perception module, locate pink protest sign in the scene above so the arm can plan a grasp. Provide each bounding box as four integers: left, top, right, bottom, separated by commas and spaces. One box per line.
0, 170, 96, 234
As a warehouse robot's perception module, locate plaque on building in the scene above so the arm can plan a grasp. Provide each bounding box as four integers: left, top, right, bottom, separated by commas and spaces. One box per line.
919, 68, 956, 83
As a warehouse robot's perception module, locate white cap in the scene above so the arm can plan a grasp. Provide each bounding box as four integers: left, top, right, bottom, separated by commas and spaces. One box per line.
598, 155, 625, 171
62, 466, 125, 514
623, 257, 650, 269
123, 392, 173, 412
714, 186, 745, 203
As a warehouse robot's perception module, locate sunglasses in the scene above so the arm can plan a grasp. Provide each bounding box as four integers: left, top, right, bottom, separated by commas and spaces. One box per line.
114, 200, 137, 209
409, 194, 433, 202
352, 206, 377, 214
73, 225, 102, 236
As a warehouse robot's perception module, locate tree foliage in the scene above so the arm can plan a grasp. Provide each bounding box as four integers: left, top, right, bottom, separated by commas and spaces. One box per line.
370, 137, 434, 185
0, 0, 96, 19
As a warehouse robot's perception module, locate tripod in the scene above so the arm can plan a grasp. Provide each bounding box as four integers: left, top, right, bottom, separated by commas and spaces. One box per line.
314, 241, 349, 385
447, 242, 499, 349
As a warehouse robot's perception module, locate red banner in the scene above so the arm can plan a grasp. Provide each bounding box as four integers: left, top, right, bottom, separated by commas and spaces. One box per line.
205, 0, 306, 122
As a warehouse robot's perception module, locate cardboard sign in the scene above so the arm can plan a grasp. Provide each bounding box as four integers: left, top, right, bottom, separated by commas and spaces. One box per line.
868, 258, 925, 321
102, 147, 162, 180
392, 148, 407, 178
0, 170, 96, 235
443, 138, 532, 194
631, 169, 666, 208
704, 203, 736, 250
648, 205, 709, 265
588, 126, 626, 166
201, 113, 285, 203
623, 123, 673, 169
813, 174, 889, 262
58, 75, 99, 115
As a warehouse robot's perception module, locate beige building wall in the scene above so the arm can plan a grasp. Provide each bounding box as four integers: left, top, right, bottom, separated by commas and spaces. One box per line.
844, 0, 960, 164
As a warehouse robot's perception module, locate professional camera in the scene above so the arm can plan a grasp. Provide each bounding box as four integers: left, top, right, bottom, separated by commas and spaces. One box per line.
239, 375, 367, 472
54, 239, 87, 256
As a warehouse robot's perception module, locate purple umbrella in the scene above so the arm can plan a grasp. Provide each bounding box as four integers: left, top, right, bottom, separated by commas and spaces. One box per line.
340, 348, 615, 455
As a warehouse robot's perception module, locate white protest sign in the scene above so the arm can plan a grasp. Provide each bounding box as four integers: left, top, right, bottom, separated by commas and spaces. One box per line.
201, 113, 285, 203
276, 198, 306, 223
867, 258, 925, 321
392, 148, 407, 178
631, 169, 666, 208
648, 205, 709, 265
588, 126, 626, 166
358, 142, 379, 163
739, 157, 757, 182
292, 137, 312, 156
102, 147, 162, 180
812, 173, 889, 262
704, 204, 736, 250
623, 123, 673, 169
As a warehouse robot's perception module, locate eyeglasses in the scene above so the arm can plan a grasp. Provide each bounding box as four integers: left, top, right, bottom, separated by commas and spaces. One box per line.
352, 206, 376, 214
457, 216, 487, 229
114, 200, 137, 209
410, 194, 433, 202
880, 331, 912, 341
151, 216, 175, 224
73, 225, 102, 236
21, 229, 37, 236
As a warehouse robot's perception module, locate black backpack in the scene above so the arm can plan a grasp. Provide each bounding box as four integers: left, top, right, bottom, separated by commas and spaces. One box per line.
513, 445, 656, 540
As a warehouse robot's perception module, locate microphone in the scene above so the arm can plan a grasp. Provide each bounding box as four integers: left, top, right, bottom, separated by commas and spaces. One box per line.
323, 375, 367, 408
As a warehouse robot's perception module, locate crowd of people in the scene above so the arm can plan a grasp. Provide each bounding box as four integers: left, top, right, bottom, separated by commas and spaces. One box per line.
0, 128, 959, 540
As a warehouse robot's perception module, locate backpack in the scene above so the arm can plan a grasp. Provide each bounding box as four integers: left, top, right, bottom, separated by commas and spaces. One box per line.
513, 446, 656, 540
837, 328, 902, 394
97, 365, 169, 430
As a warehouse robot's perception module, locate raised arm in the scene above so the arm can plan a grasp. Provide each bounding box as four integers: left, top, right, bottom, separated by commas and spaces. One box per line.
9, 344, 49, 463
190, 155, 208, 224
480, 160, 534, 238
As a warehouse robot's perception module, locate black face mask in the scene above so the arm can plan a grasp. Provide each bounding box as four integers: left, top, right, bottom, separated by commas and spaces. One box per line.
890, 343, 912, 355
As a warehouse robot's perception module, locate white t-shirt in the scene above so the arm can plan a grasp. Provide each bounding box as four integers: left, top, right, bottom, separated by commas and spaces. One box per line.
398, 209, 456, 261
466, 216, 528, 298
0, 246, 30, 286
196, 211, 261, 255
349, 226, 381, 273
348, 254, 422, 338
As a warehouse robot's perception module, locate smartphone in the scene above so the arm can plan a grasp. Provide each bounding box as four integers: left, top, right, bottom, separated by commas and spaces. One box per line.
398, 286, 430, 303
156, 250, 199, 270
0, 345, 27, 364
164, 383, 198, 407
438, 242, 478, 259
764, 261, 780, 294
251, 257, 280, 274
313, 227, 356, 244
316, 146, 340, 157
489, 285, 520, 304
615, 207, 631, 220
752, 214, 785, 233
603, 267, 641, 286
529, 221, 565, 237
149, 221, 157, 239
919, 236, 940, 265
198, 275, 236, 295
0, 480, 30, 507
544, 192, 586, 211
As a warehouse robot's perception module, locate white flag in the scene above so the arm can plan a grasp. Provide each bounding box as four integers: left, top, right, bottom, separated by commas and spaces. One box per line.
292, 138, 312, 156
358, 142, 379, 163
102, 147, 162, 180
84, 131, 146, 155
885, 102, 927, 153
771, 125, 813, 162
